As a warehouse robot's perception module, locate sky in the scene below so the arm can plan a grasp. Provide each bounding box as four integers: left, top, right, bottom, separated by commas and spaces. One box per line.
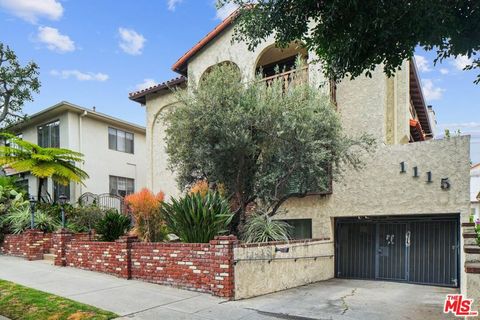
0, 0, 478, 163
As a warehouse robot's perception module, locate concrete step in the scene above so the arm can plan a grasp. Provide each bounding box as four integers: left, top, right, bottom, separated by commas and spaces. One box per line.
464, 237, 477, 246
43, 253, 55, 261
463, 232, 477, 239
464, 246, 480, 262
49, 248, 55, 254
462, 222, 476, 227
465, 262, 480, 274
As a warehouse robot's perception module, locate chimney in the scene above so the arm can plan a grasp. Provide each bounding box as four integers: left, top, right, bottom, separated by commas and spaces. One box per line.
427, 105, 437, 138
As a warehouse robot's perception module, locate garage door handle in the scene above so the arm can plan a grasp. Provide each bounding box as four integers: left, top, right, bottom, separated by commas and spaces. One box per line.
406, 231, 411, 247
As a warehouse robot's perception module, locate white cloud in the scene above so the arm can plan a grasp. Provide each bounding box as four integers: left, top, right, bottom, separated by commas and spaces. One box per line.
0, 0, 63, 23
216, 2, 238, 20
439, 68, 449, 75
50, 69, 109, 82
167, 0, 182, 11
118, 27, 146, 55
135, 78, 157, 91
414, 55, 431, 72
452, 55, 473, 70
421, 79, 445, 101
37, 26, 75, 53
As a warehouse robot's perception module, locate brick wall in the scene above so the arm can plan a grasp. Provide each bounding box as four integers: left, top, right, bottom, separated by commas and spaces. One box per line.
64, 240, 129, 277
130, 236, 236, 297
1, 234, 26, 257
57, 235, 236, 298
0, 230, 47, 260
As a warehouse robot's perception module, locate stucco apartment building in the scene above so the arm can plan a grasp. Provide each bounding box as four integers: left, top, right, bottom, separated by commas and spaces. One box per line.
6, 101, 146, 203
129, 13, 472, 296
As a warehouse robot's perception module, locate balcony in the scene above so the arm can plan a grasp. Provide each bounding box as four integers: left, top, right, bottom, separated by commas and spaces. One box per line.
260, 66, 308, 90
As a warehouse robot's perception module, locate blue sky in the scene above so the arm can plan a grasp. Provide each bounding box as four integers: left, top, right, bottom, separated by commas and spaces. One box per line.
0, 0, 478, 163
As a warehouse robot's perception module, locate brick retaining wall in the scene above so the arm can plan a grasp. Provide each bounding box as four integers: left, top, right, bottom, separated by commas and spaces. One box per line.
56, 234, 237, 298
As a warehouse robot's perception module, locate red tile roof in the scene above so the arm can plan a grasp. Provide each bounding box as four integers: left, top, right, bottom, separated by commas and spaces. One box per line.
171, 9, 240, 75
128, 76, 187, 104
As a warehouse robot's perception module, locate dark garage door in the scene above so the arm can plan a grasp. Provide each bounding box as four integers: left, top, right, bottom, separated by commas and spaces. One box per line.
335, 215, 459, 287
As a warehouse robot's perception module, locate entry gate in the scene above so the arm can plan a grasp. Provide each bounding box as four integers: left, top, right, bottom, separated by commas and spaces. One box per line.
335, 215, 459, 287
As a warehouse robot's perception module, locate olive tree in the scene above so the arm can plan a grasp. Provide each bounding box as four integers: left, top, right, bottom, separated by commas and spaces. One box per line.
163, 64, 374, 232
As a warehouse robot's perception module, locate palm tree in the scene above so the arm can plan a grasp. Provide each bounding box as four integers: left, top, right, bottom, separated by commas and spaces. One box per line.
0, 133, 89, 202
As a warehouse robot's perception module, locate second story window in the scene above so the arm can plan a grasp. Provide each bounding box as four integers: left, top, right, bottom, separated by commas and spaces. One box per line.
38, 120, 60, 148
108, 127, 134, 153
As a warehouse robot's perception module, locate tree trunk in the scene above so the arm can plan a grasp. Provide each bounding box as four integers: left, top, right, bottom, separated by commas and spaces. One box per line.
37, 178, 44, 202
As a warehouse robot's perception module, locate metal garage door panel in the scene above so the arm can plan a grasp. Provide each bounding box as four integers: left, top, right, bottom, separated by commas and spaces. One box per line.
377, 223, 407, 281
409, 219, 459, 287
336, 216, 459, 287
336, 222, 376, 279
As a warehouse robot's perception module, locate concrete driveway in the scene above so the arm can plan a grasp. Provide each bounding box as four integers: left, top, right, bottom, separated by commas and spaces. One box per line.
0, 255, 457, 319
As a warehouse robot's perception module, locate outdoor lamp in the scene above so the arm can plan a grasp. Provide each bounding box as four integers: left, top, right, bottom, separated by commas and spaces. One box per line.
29, 196, 36, 229
59, 194, 67, 229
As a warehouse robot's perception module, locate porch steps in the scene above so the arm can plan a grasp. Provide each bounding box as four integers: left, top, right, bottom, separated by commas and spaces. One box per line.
464, 246, 480, 263
43, 253, 55, 261
465, 262, 480, 274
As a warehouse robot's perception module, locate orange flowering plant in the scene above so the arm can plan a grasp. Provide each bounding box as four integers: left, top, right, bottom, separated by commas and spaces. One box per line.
125, 188, 166, 242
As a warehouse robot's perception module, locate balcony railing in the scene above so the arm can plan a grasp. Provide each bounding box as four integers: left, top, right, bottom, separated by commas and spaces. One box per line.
260, 66, 308, 90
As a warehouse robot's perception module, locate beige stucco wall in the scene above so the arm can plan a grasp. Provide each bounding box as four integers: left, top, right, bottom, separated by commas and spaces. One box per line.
13, 108, 147, 202
276, 136, 470, 236
144, 91, 180, 199
234, 240, 334, 299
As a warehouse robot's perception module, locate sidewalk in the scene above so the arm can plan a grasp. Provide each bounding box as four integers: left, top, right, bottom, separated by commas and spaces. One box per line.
0, 255, 273, 320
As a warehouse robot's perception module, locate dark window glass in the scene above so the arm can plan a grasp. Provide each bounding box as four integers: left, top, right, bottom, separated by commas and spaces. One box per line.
109, 175, 134, 197
37, 120, 60, 148
53, 181, 70, 202
282, 219, 312, 240
16, 179, 28, 195
108, 127, 134, 154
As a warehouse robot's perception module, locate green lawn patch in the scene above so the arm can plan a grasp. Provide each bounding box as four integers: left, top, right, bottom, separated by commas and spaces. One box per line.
0, 279, 117, 320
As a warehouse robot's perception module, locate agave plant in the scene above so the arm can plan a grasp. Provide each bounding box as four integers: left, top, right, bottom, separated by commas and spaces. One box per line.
242, 211, 292, 243
161, 191, 233, 243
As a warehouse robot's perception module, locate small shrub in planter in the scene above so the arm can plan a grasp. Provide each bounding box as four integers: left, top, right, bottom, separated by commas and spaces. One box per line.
95, 210, 131, 241
161, 191, 233, 243
125, 188, 166, 242
242, 210, 292, 243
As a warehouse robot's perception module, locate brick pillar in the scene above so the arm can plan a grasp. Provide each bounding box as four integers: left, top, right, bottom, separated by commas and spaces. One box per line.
209, 235, 237, 299
24, 229, 45, 261
115, 236, 138, 279
53, 229, 73, 266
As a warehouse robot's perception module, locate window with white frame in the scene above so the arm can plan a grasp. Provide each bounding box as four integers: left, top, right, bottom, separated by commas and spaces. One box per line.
38, 120, 60, 148
108, 127, 134, 153
109, 176, 134, 197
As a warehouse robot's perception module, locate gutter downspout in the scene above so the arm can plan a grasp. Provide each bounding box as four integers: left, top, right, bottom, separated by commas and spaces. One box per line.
78, 110, 88, 197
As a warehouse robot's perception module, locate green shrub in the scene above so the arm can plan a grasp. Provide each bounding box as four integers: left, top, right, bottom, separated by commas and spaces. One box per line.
95, 210, 130, 241
242, 211, 292, 243
0, 205, 58, 234
161, 191, 233, 243
68, 205, 105, 233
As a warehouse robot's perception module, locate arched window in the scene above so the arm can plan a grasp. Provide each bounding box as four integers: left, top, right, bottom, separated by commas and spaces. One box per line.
255, 42, 308, 78
200, 61, 241, 83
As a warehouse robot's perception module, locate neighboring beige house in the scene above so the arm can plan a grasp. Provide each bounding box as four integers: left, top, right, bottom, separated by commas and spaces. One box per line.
472, 163, 480, 220
6, 101, 147, 203
129, 12, 471, 296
